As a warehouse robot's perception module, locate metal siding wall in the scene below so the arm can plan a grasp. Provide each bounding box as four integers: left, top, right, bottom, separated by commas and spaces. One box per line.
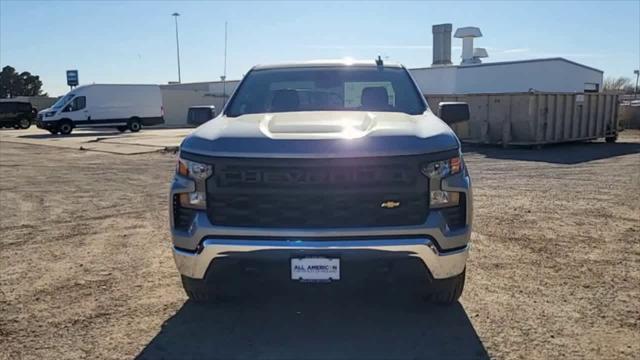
544, 94, 555, 142
563, 95, 573, 140
424, 92, 619, 145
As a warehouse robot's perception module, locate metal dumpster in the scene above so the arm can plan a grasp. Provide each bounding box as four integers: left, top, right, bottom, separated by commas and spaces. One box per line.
426, 92, 620, 145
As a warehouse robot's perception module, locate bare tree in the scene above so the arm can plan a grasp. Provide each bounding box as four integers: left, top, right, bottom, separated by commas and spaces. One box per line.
603, 76, 633, 93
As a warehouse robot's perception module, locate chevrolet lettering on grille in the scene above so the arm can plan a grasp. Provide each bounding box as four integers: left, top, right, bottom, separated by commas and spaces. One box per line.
218, 167, 413, 187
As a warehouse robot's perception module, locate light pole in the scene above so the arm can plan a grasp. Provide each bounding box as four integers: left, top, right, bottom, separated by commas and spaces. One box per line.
220, 75, 226, 107
634, 70, 639, 99
222, 21, 228, 106
172, 12, 182, 83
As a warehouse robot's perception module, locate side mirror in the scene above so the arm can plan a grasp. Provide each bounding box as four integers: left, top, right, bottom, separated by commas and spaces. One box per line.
438, 102, 470, 125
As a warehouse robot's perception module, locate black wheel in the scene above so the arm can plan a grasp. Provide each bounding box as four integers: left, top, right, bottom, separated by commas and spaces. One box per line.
605, 135, 618, 143
426, 269, 465, 305
128, 118, 141, 132
18, 118, 31, 129
59, 120, 73, 135
116, 126, 127, 132
181, 275, 215, 302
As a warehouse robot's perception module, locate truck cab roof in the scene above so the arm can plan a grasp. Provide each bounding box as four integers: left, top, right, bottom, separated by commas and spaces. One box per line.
251, 59, 404, 70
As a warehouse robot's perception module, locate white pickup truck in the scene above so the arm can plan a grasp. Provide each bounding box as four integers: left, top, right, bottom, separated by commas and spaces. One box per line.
170, 60, 473, 304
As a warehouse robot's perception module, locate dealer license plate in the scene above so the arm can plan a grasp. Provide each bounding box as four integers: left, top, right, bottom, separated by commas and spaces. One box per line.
291, 257, 340, 282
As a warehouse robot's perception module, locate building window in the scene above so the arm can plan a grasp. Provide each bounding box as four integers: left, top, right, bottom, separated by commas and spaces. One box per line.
584, 83, 599, 93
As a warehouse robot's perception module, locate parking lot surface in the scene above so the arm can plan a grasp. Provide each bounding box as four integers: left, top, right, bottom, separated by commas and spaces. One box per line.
0, 127, 192, 154
0, 131, 639, 359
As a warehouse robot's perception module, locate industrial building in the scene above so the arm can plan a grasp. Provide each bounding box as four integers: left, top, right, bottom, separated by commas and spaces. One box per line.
410, 23, 603, 95
411, 58, 603, 94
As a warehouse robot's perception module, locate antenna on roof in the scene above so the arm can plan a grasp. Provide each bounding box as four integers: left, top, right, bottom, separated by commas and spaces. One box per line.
375, 55, 384, 66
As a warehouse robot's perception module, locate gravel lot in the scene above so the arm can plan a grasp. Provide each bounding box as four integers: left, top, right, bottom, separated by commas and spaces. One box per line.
1, 131, 639, 360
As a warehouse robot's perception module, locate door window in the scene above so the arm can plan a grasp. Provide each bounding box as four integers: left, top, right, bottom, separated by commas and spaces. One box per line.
63, 96, 86, 112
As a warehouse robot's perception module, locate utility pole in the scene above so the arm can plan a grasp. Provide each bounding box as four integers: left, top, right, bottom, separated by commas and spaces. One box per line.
172, 12, 182, 83
222, 21, 228, 106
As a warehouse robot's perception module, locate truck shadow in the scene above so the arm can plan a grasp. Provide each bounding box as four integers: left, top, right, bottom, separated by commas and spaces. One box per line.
136, 281, 488, 359
463, 140, 640, 165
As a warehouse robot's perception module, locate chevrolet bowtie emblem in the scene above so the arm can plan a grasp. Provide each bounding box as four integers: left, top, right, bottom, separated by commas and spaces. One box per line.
381, 201, 401, 209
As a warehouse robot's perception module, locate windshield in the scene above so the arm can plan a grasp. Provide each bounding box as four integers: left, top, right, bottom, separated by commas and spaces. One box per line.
51, 94, 75, 109
226, 66, 427, 117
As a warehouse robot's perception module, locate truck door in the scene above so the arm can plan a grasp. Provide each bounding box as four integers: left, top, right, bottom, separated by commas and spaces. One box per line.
60, 96, 89, 124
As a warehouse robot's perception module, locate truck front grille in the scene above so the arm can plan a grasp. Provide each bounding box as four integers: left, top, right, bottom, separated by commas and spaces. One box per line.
203, 155, 433, 228
209, 192, 428, 228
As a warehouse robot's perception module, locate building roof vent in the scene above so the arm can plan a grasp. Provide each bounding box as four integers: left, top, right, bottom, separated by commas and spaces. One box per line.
432, 23, 453, 66
454, 26, 484, 65
472, 47, 489, 63
454, 27, 482, 38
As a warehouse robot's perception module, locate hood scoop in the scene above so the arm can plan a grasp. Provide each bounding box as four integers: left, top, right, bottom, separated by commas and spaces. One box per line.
263, 112, 375, 137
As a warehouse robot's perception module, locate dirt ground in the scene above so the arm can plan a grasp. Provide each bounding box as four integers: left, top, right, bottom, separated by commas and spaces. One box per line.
0, 131, 639, 360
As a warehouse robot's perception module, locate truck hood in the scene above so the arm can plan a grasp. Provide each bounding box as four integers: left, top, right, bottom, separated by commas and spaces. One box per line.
180, 110, 460, 158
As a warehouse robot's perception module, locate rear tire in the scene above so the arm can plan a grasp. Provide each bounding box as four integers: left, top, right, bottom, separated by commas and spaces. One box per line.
605, 135, 618, 143
181, 275, 215, 302
128, 118, 141, 132
426, 269, 465, 305
116, 126, 127, 132
59, 120, 73, 135
18, 118, 31, 129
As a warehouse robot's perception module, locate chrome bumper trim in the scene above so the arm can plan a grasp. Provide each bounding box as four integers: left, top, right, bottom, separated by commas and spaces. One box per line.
173, 238, 469, 280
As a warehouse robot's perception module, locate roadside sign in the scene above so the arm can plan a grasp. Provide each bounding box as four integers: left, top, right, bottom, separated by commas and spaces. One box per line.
66, 70, 79, 87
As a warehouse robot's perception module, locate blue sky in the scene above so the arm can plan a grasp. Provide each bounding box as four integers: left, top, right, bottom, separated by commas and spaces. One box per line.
1, 0, 638, 96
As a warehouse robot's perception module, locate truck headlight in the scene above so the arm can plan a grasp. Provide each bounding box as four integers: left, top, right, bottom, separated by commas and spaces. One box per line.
176, 158, 212, 210
177, 158, 213, 180
421, 156, 463, 209
421, 156, 462, 178
430, 190, 460, 208
45, 111, 56, 117
178, 192, 207, 209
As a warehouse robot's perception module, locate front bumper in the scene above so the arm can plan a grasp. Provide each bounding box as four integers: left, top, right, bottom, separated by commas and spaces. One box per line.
173, 238, 469, 280
36, 119, 58, 129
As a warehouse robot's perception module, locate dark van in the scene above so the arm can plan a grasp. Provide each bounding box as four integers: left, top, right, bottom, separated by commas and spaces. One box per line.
0, 101, 36, 129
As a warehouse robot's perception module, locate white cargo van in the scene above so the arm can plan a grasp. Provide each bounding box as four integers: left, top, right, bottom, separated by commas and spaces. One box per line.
36, 84, 164, 135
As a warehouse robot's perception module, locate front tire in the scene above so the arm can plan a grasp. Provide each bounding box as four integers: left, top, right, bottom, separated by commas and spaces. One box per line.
18, 118, 31, 129
128, 118, 141, 132
426, 269, 466, 305
181, 275, 215, 302
59, 120, 73, 135
605, 135, 618, 143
